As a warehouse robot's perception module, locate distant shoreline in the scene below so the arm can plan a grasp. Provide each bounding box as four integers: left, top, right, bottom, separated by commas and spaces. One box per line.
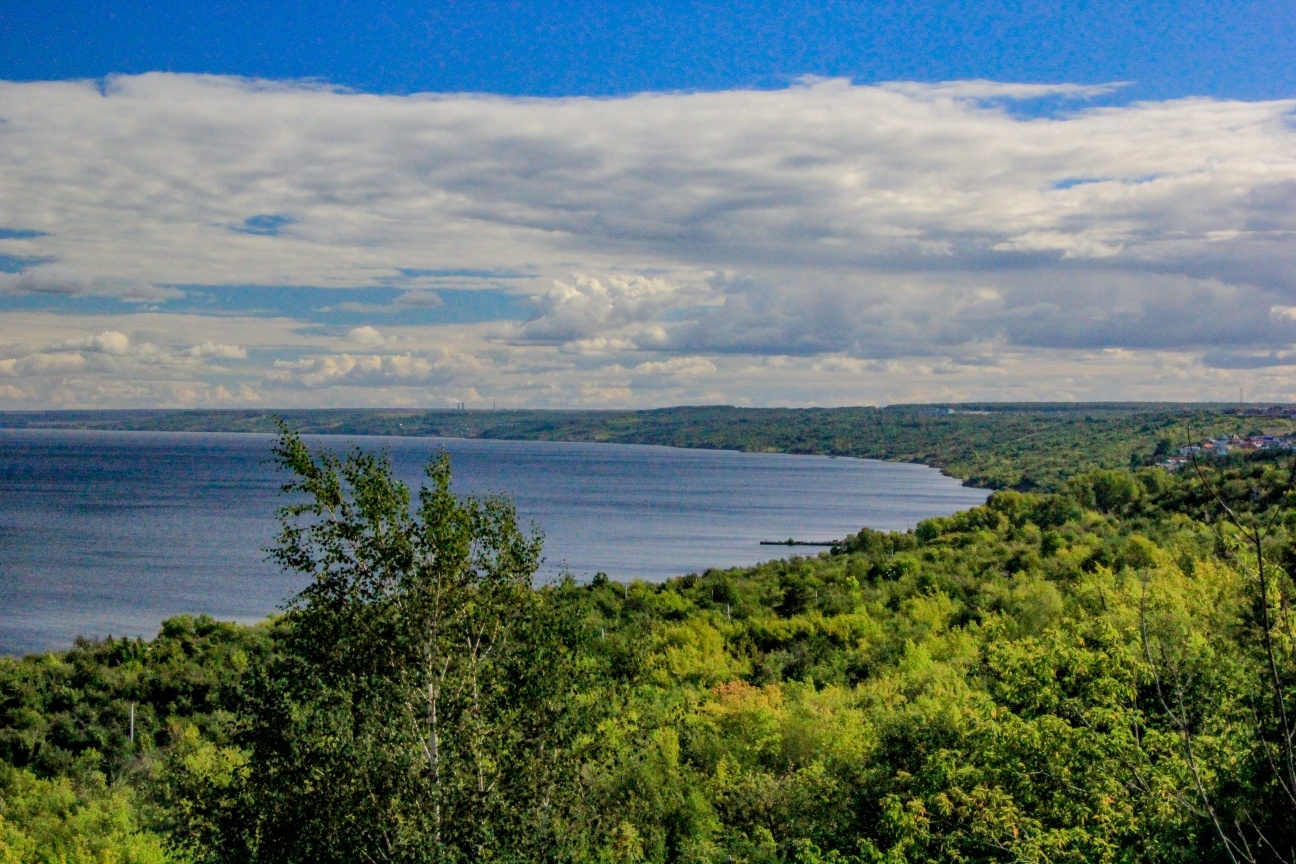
2, 403, 1290, 492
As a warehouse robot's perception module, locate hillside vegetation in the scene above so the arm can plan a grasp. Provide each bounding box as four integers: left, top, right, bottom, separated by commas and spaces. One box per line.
2, 426, 1295, 862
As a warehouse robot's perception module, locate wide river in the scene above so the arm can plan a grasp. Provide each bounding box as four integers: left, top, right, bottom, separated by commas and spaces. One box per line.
0, 429, 987, 654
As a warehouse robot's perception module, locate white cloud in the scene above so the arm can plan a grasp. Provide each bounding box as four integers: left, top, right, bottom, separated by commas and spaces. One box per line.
811, 356, 890, 374
2, 351, 86, 374
83, 331, 131, 355
268, 349, 483, 388
0, 265, 181, 302
991, 229, 1127, 259
58, 330, 173, 359
5, 74, 1293, 292
2, 74, 1296, 405
396, 290, 445, 307
877, 80, 1127, 101
184, 341, 247, 359
632, 356, 717, 376
347, 325, 388, 346
507, 273, 708, 346
558, 336, 639, 355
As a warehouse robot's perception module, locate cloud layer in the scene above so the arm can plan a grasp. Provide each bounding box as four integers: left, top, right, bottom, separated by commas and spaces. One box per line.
1, 74, 1295, 407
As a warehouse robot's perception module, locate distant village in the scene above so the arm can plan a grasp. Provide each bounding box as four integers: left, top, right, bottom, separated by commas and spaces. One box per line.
1159, 432, 1296, 470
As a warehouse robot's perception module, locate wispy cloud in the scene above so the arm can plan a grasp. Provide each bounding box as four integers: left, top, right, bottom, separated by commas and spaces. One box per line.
0, 264, 182, 302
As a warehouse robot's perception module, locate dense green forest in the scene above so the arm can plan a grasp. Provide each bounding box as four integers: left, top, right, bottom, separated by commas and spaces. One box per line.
4, 403, 1295, 490
3, 426, 1296, 861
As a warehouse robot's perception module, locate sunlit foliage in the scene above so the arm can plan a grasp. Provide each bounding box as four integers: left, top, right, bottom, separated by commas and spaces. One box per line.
3, 433, 1296, 861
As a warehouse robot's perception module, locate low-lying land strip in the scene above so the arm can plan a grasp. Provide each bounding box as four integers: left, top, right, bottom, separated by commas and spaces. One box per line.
4, 402, 1294, 489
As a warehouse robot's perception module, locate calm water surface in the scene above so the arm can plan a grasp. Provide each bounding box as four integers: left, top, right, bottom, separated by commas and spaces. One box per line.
0, 430, 988, 654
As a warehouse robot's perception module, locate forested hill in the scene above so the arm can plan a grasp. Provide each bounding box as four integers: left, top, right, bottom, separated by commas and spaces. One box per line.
4, 431, 1296, 862
4, 403, 1295, 489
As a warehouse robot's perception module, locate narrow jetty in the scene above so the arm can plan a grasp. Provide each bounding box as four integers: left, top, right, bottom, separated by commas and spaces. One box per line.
760, 539, 838, 547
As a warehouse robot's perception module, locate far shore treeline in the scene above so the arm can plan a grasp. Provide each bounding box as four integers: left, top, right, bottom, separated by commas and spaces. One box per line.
3, 405, 1296, 862
3, 402, 1294, 490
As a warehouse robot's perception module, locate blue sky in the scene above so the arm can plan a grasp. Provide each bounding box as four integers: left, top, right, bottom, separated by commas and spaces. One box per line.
5, 1, 1294, 101
1, 2, 1295, 408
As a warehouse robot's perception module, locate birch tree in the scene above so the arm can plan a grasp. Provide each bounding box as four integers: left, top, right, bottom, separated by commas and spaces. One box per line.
229, 431, 595, 864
